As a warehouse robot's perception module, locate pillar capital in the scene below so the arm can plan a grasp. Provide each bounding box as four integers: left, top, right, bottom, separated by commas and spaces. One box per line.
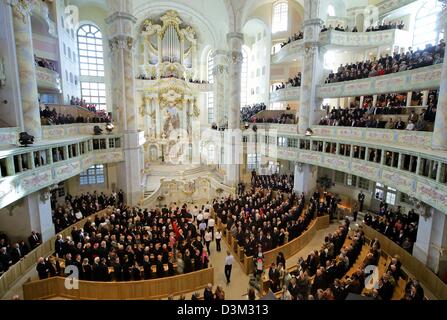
109, 35, 135, 53
9, 0, 35, 21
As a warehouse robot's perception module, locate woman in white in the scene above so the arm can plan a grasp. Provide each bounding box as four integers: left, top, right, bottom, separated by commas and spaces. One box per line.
204, 228, 212, 255
215, 228, 222, 252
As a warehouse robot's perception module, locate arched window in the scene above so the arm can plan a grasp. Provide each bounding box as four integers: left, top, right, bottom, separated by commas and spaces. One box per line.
413, 0, 443, 50
77, 24, 107, 110
327, 5, 336, 17
272, 1, 288, 33
207, 50, 214, 123
240, 47, 249, 109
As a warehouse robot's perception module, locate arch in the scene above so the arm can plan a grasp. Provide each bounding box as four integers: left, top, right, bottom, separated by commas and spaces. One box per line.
413, 0, 443, 50
356, 13, 365, 32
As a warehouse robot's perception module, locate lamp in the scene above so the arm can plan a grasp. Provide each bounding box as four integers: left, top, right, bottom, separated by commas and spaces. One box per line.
106, 122, 114, 134
305, 128, 313, 136
19, 132, 34, 147
93, 125, 103, 135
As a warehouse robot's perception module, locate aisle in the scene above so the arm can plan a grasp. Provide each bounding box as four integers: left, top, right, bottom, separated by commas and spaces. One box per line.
206, 234, 251, 300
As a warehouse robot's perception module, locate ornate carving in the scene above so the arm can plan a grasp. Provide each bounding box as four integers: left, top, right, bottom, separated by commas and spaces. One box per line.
213, 64, 228, 76
304, 45, 317, 59
229, 51, 243, 65
109, 35, 134, 52
10, 0, 36, 22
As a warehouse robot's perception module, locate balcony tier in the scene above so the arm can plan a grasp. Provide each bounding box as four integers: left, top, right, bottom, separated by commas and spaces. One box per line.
36, 67, 61, 92
317, 64, 442, 98
270, 87, 301, 103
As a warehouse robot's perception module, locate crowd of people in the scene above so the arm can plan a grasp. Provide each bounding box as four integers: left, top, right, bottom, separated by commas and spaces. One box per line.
363, 204, 419, 254
40, 104, 111, 125
1, 231, 42, 275
321, 21, 405, 33
69, 96, 97, 112
249, 112, 296, 124
251, 174, 294, 193
37, 201, 218, 282
241, 103, 267, 122
279, 31, 303, 48
274, 72, 301, 90
51, 191, 125, 233
35, 56, 57, 71
268, 218, 423, 300
137, 74, 210, 85
318, 105, 436, 131
325, 40, 445, 84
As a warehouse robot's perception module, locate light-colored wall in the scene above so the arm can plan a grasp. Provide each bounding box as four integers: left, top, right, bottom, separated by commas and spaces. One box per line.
64, 163, 119, 196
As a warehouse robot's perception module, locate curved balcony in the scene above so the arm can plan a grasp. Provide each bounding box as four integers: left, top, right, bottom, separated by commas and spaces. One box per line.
271, 39, 304, 64
270, 87, 301, 103
0, 135, 123, 209
36, 67, 61, 92
251, 126, 447, 214
317, 64, 442, 98
319, 29, 411, 48
42, 123, 106, 140
0, 127, 19, 146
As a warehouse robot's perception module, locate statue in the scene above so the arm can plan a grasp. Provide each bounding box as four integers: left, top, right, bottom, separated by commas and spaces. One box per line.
163, 107, 180, 138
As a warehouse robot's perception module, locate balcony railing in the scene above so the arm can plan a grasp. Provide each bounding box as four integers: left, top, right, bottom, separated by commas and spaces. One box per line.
0, 135, 123, 209
42, 123, 107, 140
0, 127, 19, 146
249, 128, 447, 214
270, 87, 301, 103
271, 29, 411, 64
319, 29, 411, 48
36, 66, 61, 92
271, 39, 304, 64
317, 64, 442, 98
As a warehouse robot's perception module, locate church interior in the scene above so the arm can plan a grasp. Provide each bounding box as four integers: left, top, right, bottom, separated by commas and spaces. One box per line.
0, 0, 447, 301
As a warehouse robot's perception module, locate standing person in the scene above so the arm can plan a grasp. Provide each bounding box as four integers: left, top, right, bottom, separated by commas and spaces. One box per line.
192, 206, 199, 222
215, 229, 222, 252
197, 210, 204, 226
203, 209, 210, 226
199, 220, 207, 242
208, 216, 215, 240
358, 191, 365, 212
204, 228, 213, 255
224, 251, 234, 284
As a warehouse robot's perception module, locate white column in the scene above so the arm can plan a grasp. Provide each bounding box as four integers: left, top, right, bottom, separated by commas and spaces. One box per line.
0, 191, 55, 243
298, 5, 325, 133
106, 1, 144, 205
225, 32, 244, 186
433, 11, 447, 150
293, 163, 317, 197
413, 208, 447, 275
212, 50, 229, 127
10, 0, 42, 139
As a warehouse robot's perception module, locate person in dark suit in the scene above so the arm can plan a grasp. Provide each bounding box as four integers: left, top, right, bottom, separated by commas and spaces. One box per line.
357, 191, 365, 212
28, 231, 42, 249
156, 255, 164, 278
36, 257, 49, 280
378, 274, 394, 300
203, 283, 214, 301
10, 243, 22, 264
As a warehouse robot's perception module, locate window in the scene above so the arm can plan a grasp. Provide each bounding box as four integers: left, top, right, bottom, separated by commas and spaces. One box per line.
77, 24, 107, 110
80, 82, 107, 110
413, 0, 443, 50
272, 1, 288, 33
207, 50, 214, 84
346, 174, 357, 187
272, 43, 282, 54
77, 24, 104, 77
207, 144, 215, 163
386, 187, 397, 205
334, 171, 345, 184
80, 164, 105, 185
207, 92, 214, 124
247, 153, 260, 170
358, 177, 370, 190
327, 5, 335, 17
240, 47, 249, 108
